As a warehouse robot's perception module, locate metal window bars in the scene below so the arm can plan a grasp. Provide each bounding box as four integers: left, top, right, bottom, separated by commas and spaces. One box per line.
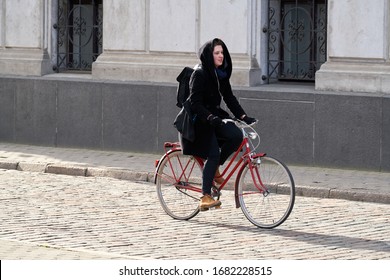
54, 0, 103, 72
265, 0, 327, 82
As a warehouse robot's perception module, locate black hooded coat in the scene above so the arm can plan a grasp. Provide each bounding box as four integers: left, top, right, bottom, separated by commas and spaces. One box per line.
181, 38, 247, 158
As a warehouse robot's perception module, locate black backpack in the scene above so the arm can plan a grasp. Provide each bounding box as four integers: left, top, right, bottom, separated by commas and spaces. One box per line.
175, 66, 197, 108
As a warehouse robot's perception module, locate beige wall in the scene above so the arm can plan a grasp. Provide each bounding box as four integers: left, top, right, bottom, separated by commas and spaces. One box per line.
92, 0, 264, 86
316, 0, 390, 93
0, 0, 51, 75
1, 0, 389, 93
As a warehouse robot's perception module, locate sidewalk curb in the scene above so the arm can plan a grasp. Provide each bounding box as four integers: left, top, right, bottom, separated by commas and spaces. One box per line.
0, 160, 155, 183
1, 160, 389, 204
295, 184, 390, 204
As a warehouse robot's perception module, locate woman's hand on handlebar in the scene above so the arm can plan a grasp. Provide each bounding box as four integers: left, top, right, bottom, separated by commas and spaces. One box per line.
242, 115, 257, 125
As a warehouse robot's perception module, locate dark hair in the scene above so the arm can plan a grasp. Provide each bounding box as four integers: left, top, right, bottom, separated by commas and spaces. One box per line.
212, 38, 224, 49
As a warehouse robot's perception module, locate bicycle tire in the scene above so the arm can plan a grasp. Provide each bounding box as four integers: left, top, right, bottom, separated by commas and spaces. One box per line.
237, 155, 295, 229
156, 150, 203, 220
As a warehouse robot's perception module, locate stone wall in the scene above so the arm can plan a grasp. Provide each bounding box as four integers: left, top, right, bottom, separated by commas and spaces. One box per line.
1, 76, 389, 172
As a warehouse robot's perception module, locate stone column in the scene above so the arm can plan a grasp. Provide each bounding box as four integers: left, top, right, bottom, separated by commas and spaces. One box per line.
0, 0, 52, 76
92, 0, 264, 86
315, 0, 390, 93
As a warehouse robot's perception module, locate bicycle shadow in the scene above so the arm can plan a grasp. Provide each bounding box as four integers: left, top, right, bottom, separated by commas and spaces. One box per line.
187, 219, 390, 254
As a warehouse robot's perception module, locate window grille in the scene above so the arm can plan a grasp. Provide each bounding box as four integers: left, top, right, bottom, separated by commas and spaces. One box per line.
54, 0, 102, 72
265, 0, 327, 82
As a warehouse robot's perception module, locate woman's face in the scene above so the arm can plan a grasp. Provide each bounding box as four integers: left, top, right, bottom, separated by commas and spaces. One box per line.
213, 45, 224, 68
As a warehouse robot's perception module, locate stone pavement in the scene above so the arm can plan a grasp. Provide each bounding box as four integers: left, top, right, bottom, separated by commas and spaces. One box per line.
0, 169, 389, 260
0, 143, 389, 204
0, 239, 135, 260
1, 142, 389, 261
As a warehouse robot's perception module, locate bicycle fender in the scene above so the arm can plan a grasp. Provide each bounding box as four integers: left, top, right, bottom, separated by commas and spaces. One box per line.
254, 153, 266, 158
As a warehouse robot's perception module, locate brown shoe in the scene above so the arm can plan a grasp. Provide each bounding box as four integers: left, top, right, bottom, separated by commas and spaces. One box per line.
199, 194, 222, 211
214, 168, 225, 185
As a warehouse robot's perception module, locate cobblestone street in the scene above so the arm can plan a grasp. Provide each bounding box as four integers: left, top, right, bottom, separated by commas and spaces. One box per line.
0, 169, 389, 260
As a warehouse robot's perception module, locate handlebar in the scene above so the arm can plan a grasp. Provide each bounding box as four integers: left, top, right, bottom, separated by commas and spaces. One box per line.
222, 118, 260, 151
222, 118, 258, 127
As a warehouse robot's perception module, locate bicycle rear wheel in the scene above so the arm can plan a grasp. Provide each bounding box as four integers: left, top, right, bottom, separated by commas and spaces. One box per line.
237, 155, 295, 228
156, 150, 203, 220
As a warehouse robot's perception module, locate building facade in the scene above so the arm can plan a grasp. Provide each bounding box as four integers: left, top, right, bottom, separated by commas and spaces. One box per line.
0, 0, 389, 171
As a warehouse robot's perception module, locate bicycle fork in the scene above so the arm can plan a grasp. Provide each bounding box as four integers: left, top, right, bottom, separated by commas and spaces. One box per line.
234, 154, 269, 208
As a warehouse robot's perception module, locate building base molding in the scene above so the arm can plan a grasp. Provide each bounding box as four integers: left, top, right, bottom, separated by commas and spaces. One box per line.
316, 61, 390, 94
0, 48, 52, 76
92, 51, 262, 87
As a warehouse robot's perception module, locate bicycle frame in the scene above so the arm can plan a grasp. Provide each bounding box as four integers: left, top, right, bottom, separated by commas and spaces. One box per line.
155, 120, 295, 228
154, 123, 267, 208
154, 142, 204, 194
213, 136, 267, 208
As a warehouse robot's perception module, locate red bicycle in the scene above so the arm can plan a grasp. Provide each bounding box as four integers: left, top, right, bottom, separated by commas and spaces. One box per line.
154, 119, 295, 228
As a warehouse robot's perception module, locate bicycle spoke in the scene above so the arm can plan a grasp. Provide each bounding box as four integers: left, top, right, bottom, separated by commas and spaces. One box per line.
156, 150, 203, 220
237, 156, 295, 228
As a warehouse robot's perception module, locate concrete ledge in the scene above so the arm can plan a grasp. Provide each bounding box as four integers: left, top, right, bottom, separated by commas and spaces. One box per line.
293, 185, 390, 204
46, 164, 87, 177
0, 161, 18, 170
329, 189, 390, 204
86, 167, 149, 182
295, 185, 330, 198
17, 162, 47, 172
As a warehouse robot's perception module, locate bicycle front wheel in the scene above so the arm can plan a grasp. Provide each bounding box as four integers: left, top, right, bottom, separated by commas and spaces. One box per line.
156, 150, 203, 220
237, 155, 295, 229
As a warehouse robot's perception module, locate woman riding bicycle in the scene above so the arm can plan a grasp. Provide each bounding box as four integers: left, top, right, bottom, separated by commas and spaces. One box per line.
180, 38, 257, 211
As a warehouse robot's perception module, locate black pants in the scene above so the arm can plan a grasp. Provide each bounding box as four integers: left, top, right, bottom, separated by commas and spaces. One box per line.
202, 122, 243, 195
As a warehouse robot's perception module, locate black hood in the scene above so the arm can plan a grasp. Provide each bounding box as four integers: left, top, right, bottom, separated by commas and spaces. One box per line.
198, 38, 232, 80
